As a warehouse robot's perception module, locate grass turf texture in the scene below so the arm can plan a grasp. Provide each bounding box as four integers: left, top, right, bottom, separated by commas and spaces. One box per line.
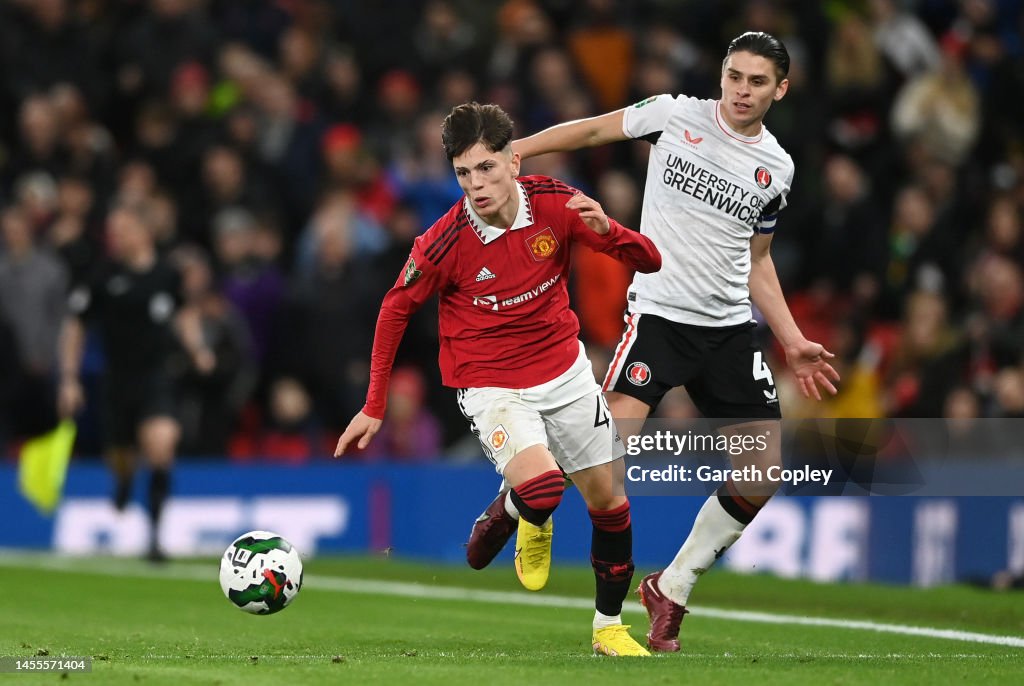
1, 555, 1022, 685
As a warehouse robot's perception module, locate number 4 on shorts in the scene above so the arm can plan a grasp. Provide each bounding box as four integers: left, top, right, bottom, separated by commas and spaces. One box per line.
752, 351, 775, 387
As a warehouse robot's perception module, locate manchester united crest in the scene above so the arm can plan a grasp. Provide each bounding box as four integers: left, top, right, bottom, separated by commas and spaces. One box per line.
487, 424, 509, 452
527, 227, 559, 261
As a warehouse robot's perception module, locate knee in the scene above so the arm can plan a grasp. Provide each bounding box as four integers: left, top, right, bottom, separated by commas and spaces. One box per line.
511, 469, 565, 525
586, 492, 627, 512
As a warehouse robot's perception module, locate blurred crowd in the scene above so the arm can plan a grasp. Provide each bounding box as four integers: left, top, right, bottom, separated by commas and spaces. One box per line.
1, 0, 1023, 462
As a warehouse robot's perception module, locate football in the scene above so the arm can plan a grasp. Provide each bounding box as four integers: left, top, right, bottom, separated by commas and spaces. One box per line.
219, 531, 304, 614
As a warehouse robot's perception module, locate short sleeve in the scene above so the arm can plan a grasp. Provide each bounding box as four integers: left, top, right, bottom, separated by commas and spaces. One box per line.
622, 94, 677, 140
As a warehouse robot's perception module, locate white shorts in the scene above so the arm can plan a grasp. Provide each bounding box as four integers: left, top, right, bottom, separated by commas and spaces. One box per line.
456, 342, 626, 475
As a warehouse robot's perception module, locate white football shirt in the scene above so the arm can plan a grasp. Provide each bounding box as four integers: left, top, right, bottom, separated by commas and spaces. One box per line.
622, 94, 795, 327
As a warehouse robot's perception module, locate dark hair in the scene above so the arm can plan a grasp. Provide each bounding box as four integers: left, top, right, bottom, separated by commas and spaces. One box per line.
441, 102, 514, 161
724, 31, 790, 82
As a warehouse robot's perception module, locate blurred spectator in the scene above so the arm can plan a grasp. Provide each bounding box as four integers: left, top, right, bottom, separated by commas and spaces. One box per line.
388, 111, 464, 227
366, 69, 424, 163
3, 96, 64, 191
566, 0, 634, 111
884, 291, 959, 416
874, 185, 956, 319
969, 254, 1024, 369
212, 208, 286, 368
48, 174, 99, 287
868, 0, 942, 81
172, 244, 256, 456
321, 46, 370, 123
115, 0, 217, 102
229, 375, 321, 463
321, 123, 397, 225
412, 1, 481, 83
798, 154, 888, 291
280, 198, 376, 430
891, 33, 981, 166
824, 11, 889, 154
278, 27, 327, 102
992, 367, 1024, 418
0, 206, 67, 441
360, 367, 442, 461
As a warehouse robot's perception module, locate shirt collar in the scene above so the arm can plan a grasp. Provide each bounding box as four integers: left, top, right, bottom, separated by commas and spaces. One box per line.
463, 180, 534, 244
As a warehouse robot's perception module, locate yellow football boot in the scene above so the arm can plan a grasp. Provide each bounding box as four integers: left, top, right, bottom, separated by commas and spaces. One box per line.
514, 516, 553, 591
592, 625, 651, 657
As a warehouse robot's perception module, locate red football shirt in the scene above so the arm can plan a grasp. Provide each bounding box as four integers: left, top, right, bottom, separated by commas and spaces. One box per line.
362, 175, 662, 419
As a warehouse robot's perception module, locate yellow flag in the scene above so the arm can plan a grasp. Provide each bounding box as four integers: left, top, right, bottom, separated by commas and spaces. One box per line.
18, 420, 76, 515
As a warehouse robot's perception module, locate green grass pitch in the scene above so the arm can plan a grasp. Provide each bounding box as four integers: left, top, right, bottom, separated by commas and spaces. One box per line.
1, 554, 1022, 685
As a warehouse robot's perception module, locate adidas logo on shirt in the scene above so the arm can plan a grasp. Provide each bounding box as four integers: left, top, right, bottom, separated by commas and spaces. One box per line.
475, 266, 496, 282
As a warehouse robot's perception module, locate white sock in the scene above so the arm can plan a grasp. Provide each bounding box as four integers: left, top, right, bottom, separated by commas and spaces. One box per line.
593, 610, 621, 630
503, 491, 521, 520
659, 495, 747, 606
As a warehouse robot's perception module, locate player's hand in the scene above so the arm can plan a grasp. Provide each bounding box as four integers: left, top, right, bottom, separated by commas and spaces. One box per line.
566, 192, 610, 235
784, 340, 840, 401
58, 378, 85, 418
334, 411, 383, 457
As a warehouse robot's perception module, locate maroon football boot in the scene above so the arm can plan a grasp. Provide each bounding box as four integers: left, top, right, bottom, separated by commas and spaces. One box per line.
637, 571, 689, 652
466, 490, 517, 569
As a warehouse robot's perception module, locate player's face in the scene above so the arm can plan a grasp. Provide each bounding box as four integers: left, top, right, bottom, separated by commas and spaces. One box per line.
452, 142, 521, 226
719, 51, 789, 135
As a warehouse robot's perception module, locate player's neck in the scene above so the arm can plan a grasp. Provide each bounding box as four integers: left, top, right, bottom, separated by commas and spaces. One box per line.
717, 102, 764, 138
478, 190, 519, 229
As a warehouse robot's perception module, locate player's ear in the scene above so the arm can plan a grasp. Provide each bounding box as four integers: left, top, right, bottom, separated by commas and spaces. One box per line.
510, 150, 521, 177
774, 78, 789, 101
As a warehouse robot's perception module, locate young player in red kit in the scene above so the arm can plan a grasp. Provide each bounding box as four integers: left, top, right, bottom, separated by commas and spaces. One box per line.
335, 102, 662, 656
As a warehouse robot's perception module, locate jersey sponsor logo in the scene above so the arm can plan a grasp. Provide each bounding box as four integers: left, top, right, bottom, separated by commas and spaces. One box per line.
500, 275, 560, 308
473, 294, 498, 311
755, 166, 772, 189
626, 361, 651, 386
633, 95, 659, 108
527, 227, 559, 261
475, 266, 496, 282
662, 154, 765, 226
487, 425, 509, 452
684, 129, 704, 145
403, 257, 422, 286
472, 275, 562, 311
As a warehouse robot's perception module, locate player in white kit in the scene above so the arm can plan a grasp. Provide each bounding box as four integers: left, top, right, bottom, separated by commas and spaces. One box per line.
510, 32, 841, 651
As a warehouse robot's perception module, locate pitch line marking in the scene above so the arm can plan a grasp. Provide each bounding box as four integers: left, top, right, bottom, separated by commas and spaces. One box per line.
1, 553, 1022, 649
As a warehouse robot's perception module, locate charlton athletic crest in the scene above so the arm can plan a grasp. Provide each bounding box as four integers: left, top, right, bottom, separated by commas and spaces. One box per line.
527, 227, 559, 261
755, 166, 772, 189
626, 362, 651, 386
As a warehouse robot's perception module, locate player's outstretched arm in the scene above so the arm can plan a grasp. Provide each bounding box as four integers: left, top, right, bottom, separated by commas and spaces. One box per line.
334, 411, 383, 457
513, 110, 628, 160
748, 233, 839, 400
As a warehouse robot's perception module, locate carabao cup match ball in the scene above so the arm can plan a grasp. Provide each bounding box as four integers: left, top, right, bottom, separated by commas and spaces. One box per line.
219, 530, 304, 615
